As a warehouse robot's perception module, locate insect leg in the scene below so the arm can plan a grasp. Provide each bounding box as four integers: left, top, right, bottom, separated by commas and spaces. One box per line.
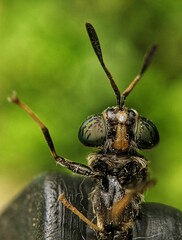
109, 180, 156, 226
8, 92, 95, 177
59, 193, 100, 232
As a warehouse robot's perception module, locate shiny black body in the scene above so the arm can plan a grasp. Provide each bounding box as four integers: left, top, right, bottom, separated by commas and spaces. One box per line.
1, 173, 182, 240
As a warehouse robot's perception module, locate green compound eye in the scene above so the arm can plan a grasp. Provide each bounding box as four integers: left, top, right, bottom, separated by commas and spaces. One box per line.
78, 115, 106, 147
135, 116, 159, 149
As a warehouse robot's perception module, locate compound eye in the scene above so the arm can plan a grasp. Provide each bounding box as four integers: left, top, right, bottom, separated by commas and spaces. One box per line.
78, 115, 106, 147
135, 116, 159, 149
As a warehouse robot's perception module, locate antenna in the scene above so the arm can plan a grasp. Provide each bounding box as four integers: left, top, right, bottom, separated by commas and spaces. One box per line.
121, 45, 158, 106
86, 23, 121, 106
86, 23, 157, 108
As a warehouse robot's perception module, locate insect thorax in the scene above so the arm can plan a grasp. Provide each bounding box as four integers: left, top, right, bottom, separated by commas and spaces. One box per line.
88, 152, 148, 239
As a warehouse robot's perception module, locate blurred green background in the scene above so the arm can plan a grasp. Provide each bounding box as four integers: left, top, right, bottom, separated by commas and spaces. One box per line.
0, 0, 182, 213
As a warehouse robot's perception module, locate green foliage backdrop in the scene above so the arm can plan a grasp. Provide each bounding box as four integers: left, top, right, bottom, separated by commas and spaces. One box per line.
0, 0, 182, 212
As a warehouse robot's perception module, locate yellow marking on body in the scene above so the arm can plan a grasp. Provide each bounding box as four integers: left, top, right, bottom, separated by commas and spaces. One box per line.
113, 123, 129, 151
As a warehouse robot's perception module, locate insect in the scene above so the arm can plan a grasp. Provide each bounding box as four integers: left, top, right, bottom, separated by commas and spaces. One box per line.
9, 23, 159, 240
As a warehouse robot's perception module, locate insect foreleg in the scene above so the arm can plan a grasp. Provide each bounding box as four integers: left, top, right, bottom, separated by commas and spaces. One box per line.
55, 156, 94, 176
8, 92, 94, 177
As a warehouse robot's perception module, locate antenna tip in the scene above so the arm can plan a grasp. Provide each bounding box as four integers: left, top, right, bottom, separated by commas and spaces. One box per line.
151, 44, 158, 50
85, 22, 93, 30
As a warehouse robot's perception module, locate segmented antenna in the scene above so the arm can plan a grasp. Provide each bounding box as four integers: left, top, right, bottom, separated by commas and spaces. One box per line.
121, 45, 158, 104
86, 23, 157, 108
86, 23, 121, 106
